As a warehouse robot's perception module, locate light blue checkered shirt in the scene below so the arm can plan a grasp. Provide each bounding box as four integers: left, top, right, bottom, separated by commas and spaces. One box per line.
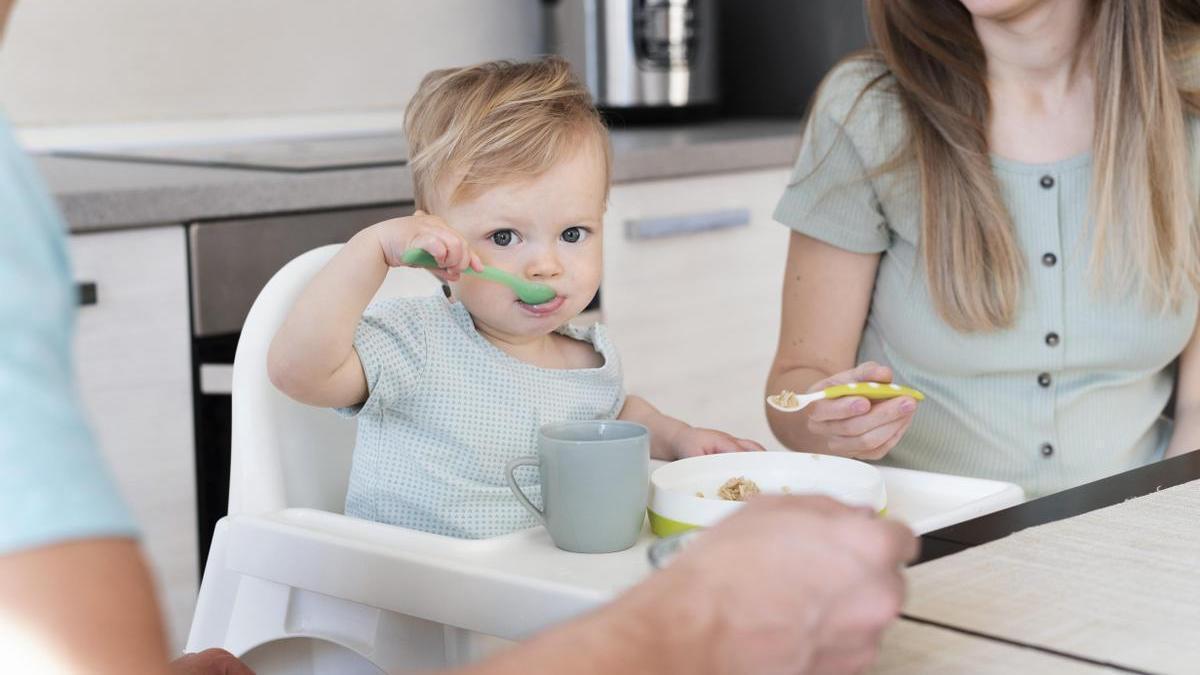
0, 112, 137, 554
339, 295, 625, 538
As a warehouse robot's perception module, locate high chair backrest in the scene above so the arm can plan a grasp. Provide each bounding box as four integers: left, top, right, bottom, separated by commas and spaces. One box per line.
228, 244, 443, 516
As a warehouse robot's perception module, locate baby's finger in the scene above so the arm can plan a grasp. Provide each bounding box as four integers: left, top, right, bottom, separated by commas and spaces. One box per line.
429, 268, 459, 283
738, 438, 767, 452
445, 238, 476, 274
807, 396, 871, 423
408, 234, 448, 266
710, 437, 744, 453
469, 251, 485, 273
433, 232, 468, 272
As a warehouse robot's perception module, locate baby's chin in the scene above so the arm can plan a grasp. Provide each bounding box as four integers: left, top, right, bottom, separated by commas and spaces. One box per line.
460, 297, 578, 336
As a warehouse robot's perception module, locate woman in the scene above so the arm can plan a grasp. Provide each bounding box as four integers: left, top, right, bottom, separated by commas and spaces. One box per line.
767, 0, 1200, 497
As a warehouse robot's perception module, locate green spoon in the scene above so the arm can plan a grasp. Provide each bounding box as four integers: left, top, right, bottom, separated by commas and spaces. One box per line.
401, 248, 557, 305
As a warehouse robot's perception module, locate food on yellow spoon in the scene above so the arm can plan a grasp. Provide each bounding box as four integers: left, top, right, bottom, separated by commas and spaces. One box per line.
717, 476, 760, 501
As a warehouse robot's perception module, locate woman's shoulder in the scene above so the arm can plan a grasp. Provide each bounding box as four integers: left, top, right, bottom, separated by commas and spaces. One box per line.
806, 54, 908, 171
811, 55, 902, 129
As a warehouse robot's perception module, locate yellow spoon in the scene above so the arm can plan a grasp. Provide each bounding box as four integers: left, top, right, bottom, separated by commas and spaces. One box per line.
767, 382, 925, 413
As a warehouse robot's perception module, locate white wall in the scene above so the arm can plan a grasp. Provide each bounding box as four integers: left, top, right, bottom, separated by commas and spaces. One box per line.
0, 0, 542, 128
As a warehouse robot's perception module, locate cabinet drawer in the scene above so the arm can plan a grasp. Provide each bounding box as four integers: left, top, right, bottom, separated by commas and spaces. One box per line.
80, 380, 197, 646
68, 226, 197, 649
603, 169, 791, 445
70, 226, 192, 392
189, 204, 409, 337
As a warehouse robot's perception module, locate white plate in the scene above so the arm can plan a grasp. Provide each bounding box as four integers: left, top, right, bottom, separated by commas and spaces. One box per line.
648, 452, 887, 536
875, 465, 1025, 534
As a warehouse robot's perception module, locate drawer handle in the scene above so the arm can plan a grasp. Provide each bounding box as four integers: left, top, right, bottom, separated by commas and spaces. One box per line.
624, 208, 751, 241
199, 363, 233, 396
76, 281, 98, 307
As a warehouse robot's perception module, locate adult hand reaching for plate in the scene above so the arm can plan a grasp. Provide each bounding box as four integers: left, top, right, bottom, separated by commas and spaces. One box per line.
768, 362, 923, 461
643, 495, 916, 675
468, 495, 916, 675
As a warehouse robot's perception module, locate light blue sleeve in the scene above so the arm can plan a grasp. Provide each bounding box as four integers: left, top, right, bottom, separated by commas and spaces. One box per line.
0, 114, 138, 555
334, 296, 429, 417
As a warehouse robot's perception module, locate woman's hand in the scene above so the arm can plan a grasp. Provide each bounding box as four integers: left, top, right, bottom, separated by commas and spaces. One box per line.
374, 209, 483, 281
671, 427, 766, 459
803, 362, 919, 460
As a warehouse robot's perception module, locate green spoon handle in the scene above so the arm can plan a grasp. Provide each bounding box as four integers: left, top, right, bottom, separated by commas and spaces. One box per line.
399, 248, 556, 305
469, 264, 522, 287
400, 247, 519, 283
401, 247, 455, 270
823, 382, 925, 401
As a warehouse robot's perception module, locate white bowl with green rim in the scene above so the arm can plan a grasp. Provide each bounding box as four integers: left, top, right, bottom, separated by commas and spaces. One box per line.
648, 452, 887, 537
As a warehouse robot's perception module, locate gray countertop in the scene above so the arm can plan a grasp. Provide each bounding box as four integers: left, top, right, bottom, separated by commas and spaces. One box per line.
38, 118, 803, 233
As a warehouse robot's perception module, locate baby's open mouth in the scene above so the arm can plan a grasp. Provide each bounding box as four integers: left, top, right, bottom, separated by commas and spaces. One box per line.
517, 295, 566, 316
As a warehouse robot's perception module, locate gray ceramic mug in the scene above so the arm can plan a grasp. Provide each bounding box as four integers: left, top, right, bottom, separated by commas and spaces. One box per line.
505, 420, 650, 553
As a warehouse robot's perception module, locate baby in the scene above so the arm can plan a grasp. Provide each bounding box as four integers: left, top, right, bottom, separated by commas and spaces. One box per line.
268, 57, 763, 539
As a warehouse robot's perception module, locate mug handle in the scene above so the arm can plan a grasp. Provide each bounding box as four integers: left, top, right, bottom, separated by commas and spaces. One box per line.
505, 456, 546, 526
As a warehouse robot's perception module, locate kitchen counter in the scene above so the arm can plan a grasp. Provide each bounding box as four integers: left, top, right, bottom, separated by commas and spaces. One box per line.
37, 118, 803, 233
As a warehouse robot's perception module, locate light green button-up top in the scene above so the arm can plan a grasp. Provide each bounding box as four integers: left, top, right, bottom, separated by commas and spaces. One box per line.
774, 61, 1200, 497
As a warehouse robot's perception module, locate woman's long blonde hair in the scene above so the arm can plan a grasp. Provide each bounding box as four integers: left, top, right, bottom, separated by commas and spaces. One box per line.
860, 0, 1200, 331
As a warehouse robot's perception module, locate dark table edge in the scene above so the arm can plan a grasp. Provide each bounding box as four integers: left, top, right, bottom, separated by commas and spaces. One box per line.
915, 448, 1200, 564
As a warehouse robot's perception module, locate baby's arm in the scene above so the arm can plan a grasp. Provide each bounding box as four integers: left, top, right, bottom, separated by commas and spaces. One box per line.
618, 396, 765, 461
267, 212, 480, 408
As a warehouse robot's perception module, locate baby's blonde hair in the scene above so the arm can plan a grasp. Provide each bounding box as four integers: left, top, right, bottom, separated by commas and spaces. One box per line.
405, 56, 611, 210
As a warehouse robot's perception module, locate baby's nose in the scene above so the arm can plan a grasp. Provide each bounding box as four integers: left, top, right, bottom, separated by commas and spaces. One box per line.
527, 250, 564, 279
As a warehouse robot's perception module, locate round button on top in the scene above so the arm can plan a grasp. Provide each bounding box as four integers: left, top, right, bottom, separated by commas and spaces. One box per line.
1042, 252, 1058, 267
1040, 175, 1055, 189
1037, 372, 1052, 387
1045, 332, 1060, 347
1040, 443, 1055, 457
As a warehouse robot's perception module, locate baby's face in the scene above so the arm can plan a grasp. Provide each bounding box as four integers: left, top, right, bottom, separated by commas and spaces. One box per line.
435, 137, 607, 340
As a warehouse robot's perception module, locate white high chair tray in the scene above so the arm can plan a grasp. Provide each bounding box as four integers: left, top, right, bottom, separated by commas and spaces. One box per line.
214, 465, 1022, 644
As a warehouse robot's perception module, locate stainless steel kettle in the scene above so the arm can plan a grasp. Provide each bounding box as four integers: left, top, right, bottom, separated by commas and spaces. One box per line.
544, 0, 719, 116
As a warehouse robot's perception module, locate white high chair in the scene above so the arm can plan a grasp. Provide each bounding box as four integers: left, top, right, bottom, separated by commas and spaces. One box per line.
185, 245, 505, 673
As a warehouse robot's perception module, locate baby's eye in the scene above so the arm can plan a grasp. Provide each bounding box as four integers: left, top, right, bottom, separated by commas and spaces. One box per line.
561, 226, 589, 244
490, 229, 517, 247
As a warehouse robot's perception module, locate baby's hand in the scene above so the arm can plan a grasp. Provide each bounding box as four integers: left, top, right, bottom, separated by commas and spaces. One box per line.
673, 427, 766, 459
374, 210, 483, 281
